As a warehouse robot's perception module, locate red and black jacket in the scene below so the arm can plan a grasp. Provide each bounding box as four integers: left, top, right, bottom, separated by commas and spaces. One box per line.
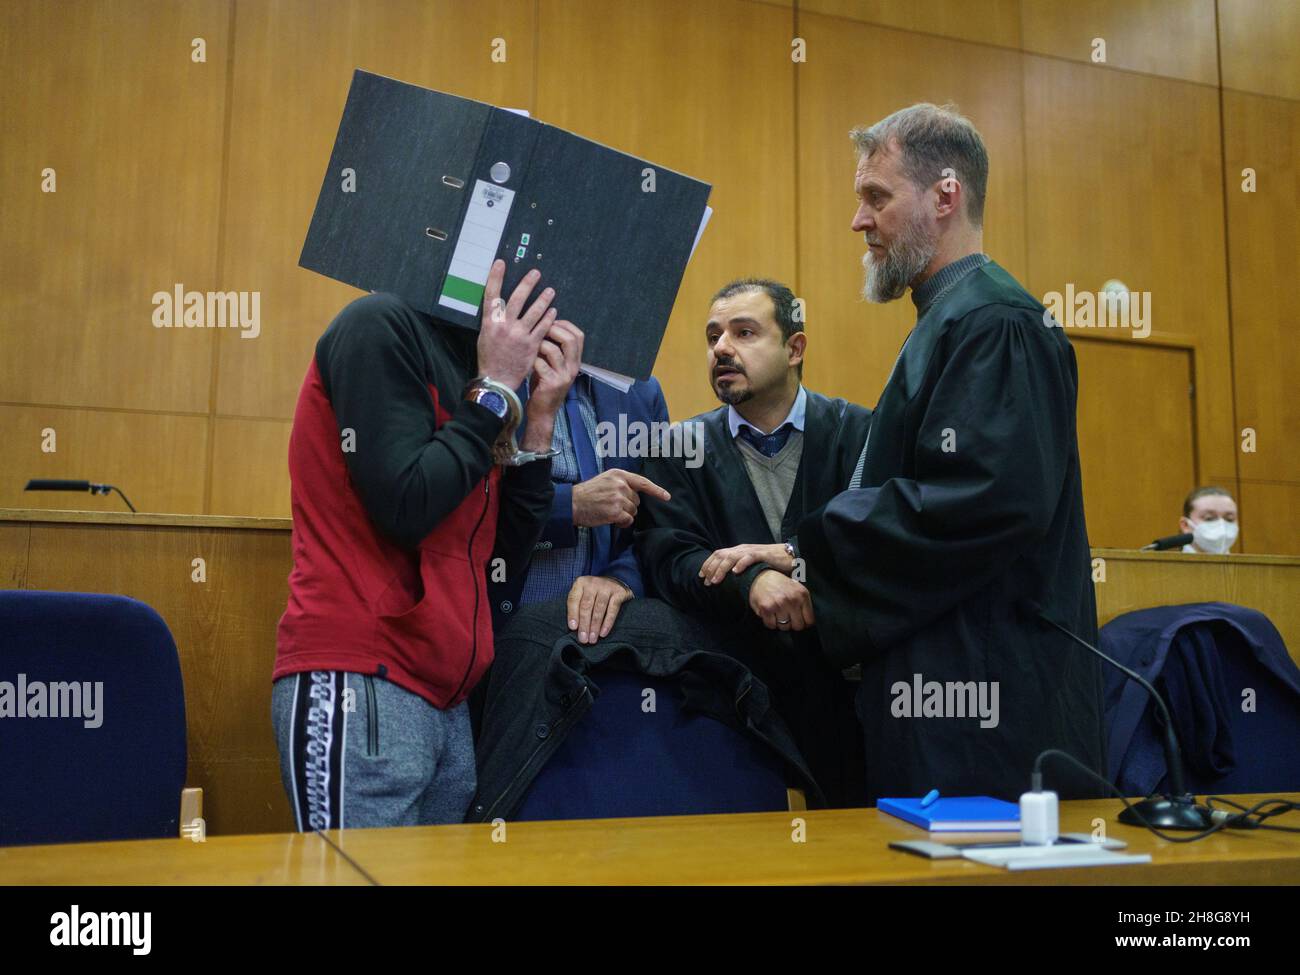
274, 293, 554, 709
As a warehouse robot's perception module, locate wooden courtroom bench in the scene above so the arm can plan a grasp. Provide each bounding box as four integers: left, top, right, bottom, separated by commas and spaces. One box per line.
2, 507, 1297, 837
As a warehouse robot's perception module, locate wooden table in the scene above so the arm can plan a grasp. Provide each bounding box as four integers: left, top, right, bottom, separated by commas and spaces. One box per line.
0, 830, 369, 885
4, 795, 1298, 885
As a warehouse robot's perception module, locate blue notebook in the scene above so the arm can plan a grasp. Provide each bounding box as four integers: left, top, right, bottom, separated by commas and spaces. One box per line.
878, 796, 1020, 832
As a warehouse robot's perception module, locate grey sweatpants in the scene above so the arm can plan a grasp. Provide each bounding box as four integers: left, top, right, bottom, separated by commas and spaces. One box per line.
271, 671, 476, 830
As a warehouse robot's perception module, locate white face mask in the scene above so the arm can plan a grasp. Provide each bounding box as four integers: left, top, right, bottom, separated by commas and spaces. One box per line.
1193, 518, 1238, 554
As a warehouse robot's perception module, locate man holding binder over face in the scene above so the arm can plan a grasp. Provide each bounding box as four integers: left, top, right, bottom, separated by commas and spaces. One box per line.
272, 260, 581, 830
283, 70, 719, 826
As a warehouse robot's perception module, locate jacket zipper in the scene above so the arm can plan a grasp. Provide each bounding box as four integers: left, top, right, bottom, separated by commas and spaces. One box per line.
451, 477, 491, 703
482, 683, 592, 822
363, 674, 379, 757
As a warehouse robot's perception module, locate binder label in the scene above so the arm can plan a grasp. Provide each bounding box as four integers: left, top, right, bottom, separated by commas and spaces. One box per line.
438, 179, 516, 316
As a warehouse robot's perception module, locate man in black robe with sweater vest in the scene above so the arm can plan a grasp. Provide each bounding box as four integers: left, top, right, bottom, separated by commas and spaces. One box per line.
786, 103, 1107, 802
636, 278, 873, 806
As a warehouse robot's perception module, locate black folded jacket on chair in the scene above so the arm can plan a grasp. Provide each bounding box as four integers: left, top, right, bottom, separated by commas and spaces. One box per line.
467, 597, 824, 822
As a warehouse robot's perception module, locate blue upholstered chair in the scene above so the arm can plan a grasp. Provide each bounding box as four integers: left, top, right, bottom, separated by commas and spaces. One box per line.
0, 591, 188, 845
513, 669, 797, 821
1100, 602, 1300, 797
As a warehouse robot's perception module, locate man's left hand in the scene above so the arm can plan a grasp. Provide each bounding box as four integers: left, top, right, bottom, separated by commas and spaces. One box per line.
566, 575, 633, 644
519, 320, 584, 454
699, 542, 793, 585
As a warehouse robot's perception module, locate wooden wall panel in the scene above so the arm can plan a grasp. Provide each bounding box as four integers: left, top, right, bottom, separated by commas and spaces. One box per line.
214, 0, 538, 423
23, 521, 295, 835
0, 0, 229, 413
534, 0, 797, 422
0, 524, 30, 589
799, 0, 1021, 48
0, 0, 1293, 557
796, 13, 1027, 408
1221, 90, 1299, 556
1218, 0, 1300, 100
209, 418, 292, 517
1094, 550, 1300, 665
1237, 482, 1300, 558
1071, 340, 1196, 548
0, 405, 209, 514
1020, 0, 1218, 85
1022, 56, 1236, 514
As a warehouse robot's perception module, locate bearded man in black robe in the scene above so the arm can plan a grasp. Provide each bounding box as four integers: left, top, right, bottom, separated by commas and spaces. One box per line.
784, 103, 1107, 801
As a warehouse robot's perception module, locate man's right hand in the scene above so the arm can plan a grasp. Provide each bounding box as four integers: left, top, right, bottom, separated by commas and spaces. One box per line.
476, 260, 557, 389
572, 470, 671, 529
748, 569, 815, 631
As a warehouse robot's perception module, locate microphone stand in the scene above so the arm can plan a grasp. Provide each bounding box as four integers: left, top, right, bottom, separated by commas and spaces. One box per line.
1029, 606, 1214, 830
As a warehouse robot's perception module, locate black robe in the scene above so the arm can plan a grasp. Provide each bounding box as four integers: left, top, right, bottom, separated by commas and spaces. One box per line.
795, 261, 1107, 802
635, 390, 873, 805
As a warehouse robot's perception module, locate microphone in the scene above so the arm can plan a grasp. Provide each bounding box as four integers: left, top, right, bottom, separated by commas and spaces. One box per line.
23, 478, 137, 513
1017, 597, 1213, 831
1141, 532, 1192, 551
25, 479, 92, 491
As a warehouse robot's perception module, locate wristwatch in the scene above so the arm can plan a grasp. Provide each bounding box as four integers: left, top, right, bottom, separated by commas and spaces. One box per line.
465, 384, 513, 423
463, 376, 559, 466
464, 375, 521, 424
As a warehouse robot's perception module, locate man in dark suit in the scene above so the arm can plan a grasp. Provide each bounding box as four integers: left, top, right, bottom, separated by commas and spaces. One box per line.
635, 278, 873, 806
491, 372, 673, 643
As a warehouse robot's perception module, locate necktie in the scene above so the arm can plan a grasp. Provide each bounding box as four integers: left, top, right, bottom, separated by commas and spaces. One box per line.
737, 423, 793, 458
565, 379, 609, 575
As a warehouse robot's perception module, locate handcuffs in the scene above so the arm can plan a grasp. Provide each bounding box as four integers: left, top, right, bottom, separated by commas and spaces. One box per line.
463, 375, 560, 467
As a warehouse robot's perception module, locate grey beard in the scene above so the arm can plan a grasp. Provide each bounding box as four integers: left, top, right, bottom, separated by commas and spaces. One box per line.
861, 214, 937, 303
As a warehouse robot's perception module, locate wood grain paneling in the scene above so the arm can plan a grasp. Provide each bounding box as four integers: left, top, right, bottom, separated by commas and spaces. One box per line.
0, 405, 209, 514
0, 0, 230, 413
214, 0, 538, 423
1094, 549, 1300, 664
1071, 340, 1197, 548
1020, 0, 1218, 85
1022, 56, 1236, 518
0, 523, 30, 589
1218, 0, 1300, 100
799, 0, 1021, 48
535, 0, 797, 422
23, 519, 295, 835
0, 2, 1293, 559
796, 13, 1027, 408
1237, 481, 1300, 558
1221, 90, 1299, 556
209, 417, 292, 517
